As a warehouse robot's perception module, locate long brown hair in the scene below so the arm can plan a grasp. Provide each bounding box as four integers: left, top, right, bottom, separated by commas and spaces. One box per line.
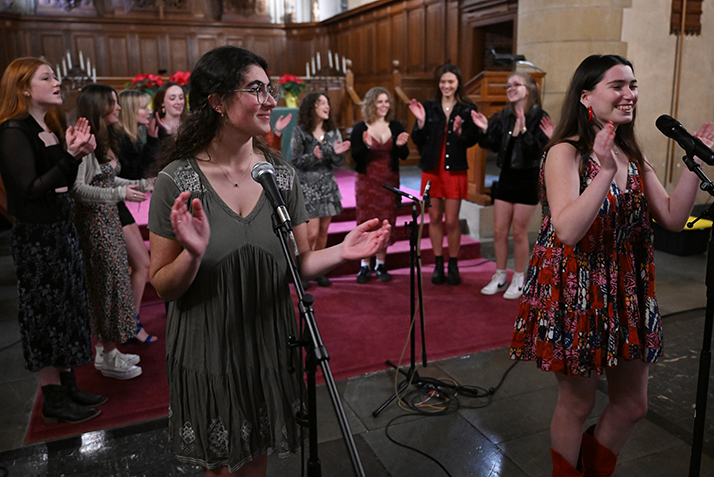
152, 81, 188, 121
546, 54, 644, 169
76, 83, 120, 164
0, 57, 64, 136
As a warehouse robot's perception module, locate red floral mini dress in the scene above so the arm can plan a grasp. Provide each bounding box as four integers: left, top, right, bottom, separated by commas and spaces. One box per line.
510, 154, 661, 376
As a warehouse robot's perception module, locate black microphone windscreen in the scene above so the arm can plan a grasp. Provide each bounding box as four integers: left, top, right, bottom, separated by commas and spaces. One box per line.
655, 114, 678, 134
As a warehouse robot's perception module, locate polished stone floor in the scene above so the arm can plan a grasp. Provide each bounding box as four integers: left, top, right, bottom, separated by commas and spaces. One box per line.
2, 181, 714, 475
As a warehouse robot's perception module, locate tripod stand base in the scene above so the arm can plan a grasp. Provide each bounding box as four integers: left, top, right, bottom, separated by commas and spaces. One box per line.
371, 360, 421, 417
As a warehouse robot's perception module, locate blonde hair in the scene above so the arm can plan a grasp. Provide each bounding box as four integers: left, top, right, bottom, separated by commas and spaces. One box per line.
117, 90, 151, 142
0, 57, 64, 135
508, 73, 540, 114
361, 87, 394, 124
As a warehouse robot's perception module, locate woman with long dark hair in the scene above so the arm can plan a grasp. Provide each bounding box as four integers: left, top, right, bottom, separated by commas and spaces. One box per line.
409, 63, 482, 285
73, 83, 152, 379
152, 81, 188, 138
510, 54, 714, 475
472, 73, 553, 299
148, 46, 389, 476
0, 57, 104, 423
290, 91, 350, 287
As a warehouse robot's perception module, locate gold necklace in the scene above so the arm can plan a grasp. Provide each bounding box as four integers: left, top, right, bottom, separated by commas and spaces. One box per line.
207, 149, 252, 188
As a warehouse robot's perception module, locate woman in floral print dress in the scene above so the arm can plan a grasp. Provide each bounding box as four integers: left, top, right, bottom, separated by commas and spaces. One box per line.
510, 54, 714, 476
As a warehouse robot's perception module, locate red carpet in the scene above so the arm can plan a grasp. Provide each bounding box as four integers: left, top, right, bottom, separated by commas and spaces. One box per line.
24, 300, 169, 445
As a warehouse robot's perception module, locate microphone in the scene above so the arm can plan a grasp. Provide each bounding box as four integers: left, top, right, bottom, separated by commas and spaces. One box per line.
251, 161, 292, 227
656, 115, 714, 165
382, 184, 420, 202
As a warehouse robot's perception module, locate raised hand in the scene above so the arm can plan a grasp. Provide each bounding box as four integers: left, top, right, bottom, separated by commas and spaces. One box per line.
362, 130, 374, 149
694, 122, 714, 149
66, 117, 96, 158
409, 99, 426, 129
540, 116, 555, 139
314, 144, 323, 159
513, 107, 526, 136
396, 131, 409, 147
334, 140, 351, 155
170, 191, 210, 259
156, 115, 174, 136
274, 113, 293, 136
147, 114, 159, 138
471, 111, 488, 132
125, 184, 148, 202
340, 218, 391, 261
592, 121, 617, 173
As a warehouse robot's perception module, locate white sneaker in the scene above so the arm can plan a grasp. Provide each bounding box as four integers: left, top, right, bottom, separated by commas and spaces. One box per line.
481, 271, 508, 295
101, 348, 143, 380
94, 345, 140, 369
504, 273, 525, 300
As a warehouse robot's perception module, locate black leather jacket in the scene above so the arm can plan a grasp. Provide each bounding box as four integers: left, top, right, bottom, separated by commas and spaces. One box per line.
478, 104, 549, 170
411, 99, 481, 172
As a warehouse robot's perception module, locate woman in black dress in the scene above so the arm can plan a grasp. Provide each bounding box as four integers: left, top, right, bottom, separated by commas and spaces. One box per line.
0, 57, 104, 423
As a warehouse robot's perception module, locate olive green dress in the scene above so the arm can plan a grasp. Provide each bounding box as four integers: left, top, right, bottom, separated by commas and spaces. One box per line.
148, 154, 308, 472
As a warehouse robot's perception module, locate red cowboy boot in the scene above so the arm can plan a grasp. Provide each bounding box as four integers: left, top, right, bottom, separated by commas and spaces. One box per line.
581, 425, 618, 476
551, 448, 583, 476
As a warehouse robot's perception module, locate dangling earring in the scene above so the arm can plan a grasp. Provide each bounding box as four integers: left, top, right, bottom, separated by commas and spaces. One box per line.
587, 106, 594, 122
161, 106, 165, 115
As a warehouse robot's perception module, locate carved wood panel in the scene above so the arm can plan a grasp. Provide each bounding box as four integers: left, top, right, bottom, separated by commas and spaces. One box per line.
168, 36, 190, 73
406, 6, 425, 73
107, 35, 130, 76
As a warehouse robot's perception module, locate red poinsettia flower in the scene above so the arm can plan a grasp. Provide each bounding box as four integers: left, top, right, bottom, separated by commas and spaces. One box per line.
169, 71, 191, 86
279, 73, 305, 97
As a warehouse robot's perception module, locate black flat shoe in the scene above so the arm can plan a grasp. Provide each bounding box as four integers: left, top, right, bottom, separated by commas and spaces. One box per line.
316, 276, 331, 287
356, 266, 371, 284
375, 264, 392, 282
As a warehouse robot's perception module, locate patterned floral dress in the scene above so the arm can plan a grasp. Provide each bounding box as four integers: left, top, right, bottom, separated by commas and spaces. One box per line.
74, 161, 137, 343
510, 154, 661, 376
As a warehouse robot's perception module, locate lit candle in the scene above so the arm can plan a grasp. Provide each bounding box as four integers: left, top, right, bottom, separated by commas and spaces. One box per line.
56, 64, 62, 83
62, 58, 67, 77
328, 50, 333, 69
311, 57, 316, 75
342, 57, 347, 73
66, 50, 72, 68
306, 62, 310, 79
316, 52, 321, 72
334, 52, 339, 72
79, 51, 84, 71
86, 58, 91, 77
92, 67, 96, 84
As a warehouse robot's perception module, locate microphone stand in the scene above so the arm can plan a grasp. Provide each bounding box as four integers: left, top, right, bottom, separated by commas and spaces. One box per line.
681, 154, 714, 477
372, 185, 429, 417
270, 214, 366, 477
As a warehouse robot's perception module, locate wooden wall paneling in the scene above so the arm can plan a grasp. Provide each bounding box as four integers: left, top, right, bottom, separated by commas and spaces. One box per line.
107, 35, 130, 76
198, 35, 220, 59
168, 36, 190, 74
425, 0, 445, 71
362, 19, 376, 75
74, 34, 97, 73
40, 33, 66, 70
390, 9, 407, 73
446, 0, 459, 64
138, 35, 161, 75
376, 15, 391, 75
406, 5, 425, 73
249, 35, 274, 68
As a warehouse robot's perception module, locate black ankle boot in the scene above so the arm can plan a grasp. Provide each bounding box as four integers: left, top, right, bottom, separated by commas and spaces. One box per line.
447, 257, 461, 285
41, 384, 101, 424
432, 256, 446, 284
60, 370, 107, 407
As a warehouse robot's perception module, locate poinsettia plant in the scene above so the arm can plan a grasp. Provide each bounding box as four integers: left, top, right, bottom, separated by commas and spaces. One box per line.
126, 73, 164, 95
279, 74, 305, 97
169, 71, 191, 86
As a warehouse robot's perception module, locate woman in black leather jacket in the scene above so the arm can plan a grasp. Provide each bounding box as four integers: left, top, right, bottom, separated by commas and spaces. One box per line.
409, 64, 482, 285
472, 72, 553, 300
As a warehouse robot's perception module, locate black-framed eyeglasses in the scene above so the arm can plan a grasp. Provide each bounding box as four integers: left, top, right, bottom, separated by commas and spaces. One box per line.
234, 84, 281, 105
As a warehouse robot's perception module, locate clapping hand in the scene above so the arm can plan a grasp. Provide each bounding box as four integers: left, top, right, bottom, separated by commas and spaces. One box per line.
125, 184, 147, 202
274, 113, 292, 137
396, 131, 409, 147
362, 130, 374, 149
471, 111, 488, 132
334, 140, 351, 155
340, 218, 391, 261
409, 99, 426, 129
147, 114, 159, 139
170, 191, 210, 259
592, 121, 617, 173
453, 115, 464, 136
540, 116, 555, 139
66, 117, 96, 159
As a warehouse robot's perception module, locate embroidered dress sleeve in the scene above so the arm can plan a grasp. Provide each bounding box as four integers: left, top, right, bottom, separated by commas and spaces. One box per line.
320, 130, 346, 169
290, 127, 321, 170
72, 153, 126, 203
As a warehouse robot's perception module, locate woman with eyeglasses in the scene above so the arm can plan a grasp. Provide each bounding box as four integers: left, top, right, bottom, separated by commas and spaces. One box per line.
472, 73, 554, 300
148, 46, 390, 476
409, 63, 482, 286
290, 92, 350, 288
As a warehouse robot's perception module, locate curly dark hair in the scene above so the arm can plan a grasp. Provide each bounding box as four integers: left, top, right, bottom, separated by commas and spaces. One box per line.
296, 92, 336, 133
546, 54, 643, 169
76, 83, 120, 164
156, 46, 274, 172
